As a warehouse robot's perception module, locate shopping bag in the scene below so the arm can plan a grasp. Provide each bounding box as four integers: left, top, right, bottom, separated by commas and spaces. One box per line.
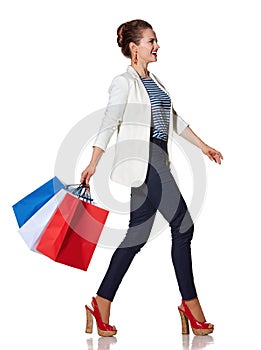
36, 188, 109, 270
12, 176, 65, 228
18, 189, 67, 252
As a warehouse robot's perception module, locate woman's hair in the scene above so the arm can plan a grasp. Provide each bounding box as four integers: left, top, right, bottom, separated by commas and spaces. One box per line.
117, 19, 153, 58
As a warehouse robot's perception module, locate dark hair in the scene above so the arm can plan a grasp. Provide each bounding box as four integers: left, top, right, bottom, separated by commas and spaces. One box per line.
117, 19, 153, 58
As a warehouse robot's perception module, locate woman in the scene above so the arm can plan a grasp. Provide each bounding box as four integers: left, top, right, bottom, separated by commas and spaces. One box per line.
81, 19, 223, 337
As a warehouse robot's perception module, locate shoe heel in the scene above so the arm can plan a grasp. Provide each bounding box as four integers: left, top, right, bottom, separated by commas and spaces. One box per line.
85, 307, 93, 334
179, 309, 189, 335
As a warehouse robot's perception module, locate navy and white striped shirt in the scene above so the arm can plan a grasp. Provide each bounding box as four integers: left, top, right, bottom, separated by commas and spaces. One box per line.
140, 77, 171, 141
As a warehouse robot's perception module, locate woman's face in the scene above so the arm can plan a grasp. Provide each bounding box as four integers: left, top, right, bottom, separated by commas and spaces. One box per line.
135, 28, 160, 64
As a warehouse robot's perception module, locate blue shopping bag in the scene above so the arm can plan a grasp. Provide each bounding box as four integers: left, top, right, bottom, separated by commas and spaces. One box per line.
12, 176, 65, 228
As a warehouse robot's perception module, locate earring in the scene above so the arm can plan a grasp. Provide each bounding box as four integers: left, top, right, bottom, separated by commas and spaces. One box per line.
133, 51, 138, 65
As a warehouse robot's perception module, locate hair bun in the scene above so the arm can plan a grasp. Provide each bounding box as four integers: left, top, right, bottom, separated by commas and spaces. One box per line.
117, 23, 126, 48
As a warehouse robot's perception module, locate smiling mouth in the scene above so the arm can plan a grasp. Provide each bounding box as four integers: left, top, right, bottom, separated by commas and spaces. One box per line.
152, 51, 158, 56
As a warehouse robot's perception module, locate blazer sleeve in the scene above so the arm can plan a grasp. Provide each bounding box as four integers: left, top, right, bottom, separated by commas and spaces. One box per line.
172, 108, 189, 135
92, 75, 129, 151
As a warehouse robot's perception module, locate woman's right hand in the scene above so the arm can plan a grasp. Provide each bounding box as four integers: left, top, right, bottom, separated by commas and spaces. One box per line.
80, 164, 96, 187
80, 146, 104, 186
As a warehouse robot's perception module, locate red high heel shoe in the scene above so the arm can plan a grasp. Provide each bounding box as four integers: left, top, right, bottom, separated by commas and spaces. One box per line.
85, 297, 117, 337
178, 300, 214, 336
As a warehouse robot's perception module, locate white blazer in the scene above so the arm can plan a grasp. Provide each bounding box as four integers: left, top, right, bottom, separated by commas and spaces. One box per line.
93, 66, 188, 187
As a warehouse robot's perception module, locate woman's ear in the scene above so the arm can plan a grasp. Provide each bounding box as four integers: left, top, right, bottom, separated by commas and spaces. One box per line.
129, 42, 137, 56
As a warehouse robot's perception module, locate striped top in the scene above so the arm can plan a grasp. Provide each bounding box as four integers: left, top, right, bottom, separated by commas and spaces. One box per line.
140, 77, 171, 141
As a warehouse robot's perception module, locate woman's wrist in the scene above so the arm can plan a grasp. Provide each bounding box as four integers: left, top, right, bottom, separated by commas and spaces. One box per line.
89, 162, 97, 168
199, 140, 208, 152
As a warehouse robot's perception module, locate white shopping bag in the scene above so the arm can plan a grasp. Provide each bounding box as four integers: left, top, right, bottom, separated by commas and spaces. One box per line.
18, 189, 67, 252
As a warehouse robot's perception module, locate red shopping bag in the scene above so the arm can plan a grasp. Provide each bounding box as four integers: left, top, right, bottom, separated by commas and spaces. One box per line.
36, 191, 109, 270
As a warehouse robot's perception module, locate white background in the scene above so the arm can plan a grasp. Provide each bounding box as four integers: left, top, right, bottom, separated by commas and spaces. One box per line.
1, 1, 260, 349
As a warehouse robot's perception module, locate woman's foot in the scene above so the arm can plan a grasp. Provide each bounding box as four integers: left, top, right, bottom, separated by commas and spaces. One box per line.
178, 298, 214, 335
85, 297, 116, 337
179, 298, 206, 323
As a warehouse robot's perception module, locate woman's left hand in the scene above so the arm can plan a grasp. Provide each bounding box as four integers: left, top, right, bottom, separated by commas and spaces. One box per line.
201, 144, 223, 164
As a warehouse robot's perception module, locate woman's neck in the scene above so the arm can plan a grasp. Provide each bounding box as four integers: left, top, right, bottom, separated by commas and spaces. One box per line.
131, 62, 150, 78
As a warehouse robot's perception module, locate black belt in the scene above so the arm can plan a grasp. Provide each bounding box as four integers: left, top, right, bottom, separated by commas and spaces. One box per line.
150, 137, 167, 144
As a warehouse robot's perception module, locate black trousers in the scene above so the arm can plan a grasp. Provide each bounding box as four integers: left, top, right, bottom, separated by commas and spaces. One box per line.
97, 137, 197, 301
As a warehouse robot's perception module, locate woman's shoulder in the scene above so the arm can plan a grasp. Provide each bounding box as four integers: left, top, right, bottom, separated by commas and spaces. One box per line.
115, 65, 143, 82
110, 68, 137, 90
114, 71, 136, 83
109, 74, 129, 92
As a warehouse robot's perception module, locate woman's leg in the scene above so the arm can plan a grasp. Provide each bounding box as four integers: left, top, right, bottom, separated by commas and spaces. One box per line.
141, 140, 197, 300
95, 183, 158, 321
145, 140, 207, 321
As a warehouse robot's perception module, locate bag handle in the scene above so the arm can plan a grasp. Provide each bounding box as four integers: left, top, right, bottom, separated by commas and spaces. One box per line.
66, 182, 93, 203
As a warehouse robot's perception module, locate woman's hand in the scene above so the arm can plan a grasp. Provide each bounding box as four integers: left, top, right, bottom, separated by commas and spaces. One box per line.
80, 146, 104, 186
80, 164, 96, 187
201, 144, 223, 164
181, 127, 223, 164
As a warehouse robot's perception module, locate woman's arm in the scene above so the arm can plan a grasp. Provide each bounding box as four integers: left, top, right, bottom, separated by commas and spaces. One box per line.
80, 146, 104, 186
181, 126, 223, 164
92, 75, 129, 151
80, 75, 129, 185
